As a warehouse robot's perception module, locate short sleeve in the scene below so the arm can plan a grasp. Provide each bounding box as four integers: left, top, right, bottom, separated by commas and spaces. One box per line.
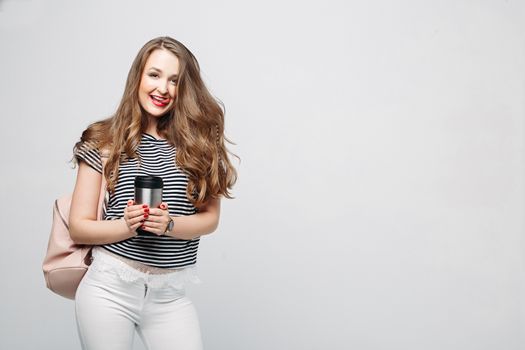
74, 142, 103, 174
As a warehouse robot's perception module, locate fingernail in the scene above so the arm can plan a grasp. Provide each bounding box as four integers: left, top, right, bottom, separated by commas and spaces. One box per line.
144, 214, 149, 218
142, 204, 148, 208
144, 208, 149, 213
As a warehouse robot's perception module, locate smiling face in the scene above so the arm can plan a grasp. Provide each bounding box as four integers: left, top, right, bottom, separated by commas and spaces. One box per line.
138, 48, 180, 117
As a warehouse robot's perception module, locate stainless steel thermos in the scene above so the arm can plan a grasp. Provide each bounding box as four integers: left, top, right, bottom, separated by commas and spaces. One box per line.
134, 175, 163, 235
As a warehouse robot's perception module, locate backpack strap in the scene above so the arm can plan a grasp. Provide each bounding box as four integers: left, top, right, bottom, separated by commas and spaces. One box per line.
96, 147, 110, 220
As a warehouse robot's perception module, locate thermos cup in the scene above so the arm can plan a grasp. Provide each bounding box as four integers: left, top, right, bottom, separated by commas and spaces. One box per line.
134, 175, 163, 235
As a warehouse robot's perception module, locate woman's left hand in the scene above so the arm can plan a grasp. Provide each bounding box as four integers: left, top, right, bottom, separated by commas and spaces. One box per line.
141, 202, 171, 236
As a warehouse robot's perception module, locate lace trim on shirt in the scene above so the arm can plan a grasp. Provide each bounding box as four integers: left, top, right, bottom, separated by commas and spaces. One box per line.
90, 247, 201, 289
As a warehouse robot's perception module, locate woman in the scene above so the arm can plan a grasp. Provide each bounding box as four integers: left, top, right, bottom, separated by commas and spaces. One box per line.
69, 36, 237, 350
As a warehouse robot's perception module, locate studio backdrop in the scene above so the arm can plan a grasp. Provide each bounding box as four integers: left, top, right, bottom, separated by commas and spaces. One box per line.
0, 0, 523, 349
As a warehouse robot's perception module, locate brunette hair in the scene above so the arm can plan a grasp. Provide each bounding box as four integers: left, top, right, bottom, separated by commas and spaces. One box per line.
71, 36, 238, 207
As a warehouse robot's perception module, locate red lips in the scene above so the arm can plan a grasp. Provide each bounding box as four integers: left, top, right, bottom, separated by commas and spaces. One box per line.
149, 95, 170, 107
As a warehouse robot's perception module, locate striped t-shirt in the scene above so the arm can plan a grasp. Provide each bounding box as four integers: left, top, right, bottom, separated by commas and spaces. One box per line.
74, 132, 199, 269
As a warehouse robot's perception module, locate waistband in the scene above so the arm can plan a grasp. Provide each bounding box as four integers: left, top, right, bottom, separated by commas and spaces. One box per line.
90, 246, 201, 289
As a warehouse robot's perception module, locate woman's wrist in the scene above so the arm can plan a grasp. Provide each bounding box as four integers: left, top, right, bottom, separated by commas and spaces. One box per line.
164, 216, 174, 235
119, 217, 138, 238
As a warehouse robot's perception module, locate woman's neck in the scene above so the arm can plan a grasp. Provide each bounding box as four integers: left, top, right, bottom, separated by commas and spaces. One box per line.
145, 119, 166, 140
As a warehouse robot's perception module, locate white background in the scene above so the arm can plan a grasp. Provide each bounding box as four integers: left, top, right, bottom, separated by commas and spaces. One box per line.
0, 0, 524, 349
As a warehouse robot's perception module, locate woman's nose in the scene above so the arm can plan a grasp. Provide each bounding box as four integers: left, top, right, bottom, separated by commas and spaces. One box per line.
156, 80, 169, 95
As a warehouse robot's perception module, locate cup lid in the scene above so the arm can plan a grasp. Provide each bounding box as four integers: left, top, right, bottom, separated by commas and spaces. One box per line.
134, 175, 163, 188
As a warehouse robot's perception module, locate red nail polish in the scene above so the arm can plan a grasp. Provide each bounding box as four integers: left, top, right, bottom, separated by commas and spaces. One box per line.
142, 204, 148, 208
144, 208, 149, 213
144, 214, 149, 218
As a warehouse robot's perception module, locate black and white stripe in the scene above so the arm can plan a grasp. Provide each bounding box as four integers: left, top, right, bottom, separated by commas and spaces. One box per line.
74, 133, 199, 268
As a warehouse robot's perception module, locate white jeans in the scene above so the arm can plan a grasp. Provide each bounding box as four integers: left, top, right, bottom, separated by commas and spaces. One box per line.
75, 248, 203, 350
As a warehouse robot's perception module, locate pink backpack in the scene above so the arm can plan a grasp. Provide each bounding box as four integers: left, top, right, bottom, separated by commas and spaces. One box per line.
42, 154, 108, 300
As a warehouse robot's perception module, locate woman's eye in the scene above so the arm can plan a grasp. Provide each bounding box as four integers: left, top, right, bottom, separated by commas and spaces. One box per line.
171, 79, 178, 85
148, 73, 159, 78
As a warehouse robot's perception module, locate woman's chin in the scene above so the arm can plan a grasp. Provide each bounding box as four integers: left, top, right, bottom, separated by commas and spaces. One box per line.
143, 106, 171, 117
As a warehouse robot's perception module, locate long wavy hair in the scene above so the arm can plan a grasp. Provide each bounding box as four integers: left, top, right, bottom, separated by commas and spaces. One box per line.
71, 36, 238, 208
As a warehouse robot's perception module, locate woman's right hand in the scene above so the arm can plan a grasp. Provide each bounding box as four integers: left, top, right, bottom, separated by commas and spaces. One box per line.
123, 199, 149, 236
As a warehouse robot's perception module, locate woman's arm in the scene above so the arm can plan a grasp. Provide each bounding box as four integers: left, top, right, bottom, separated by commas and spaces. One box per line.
69, 161, 137, 245
165, 197, 221, 240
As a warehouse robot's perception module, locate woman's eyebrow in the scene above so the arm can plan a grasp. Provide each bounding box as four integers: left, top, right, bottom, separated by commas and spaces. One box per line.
147, 67, 178, 78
